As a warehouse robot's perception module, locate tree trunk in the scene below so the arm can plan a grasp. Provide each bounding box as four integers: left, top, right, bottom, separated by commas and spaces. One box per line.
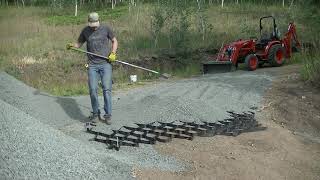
289, 0, 294, 8
197, 0, 205, 41
221, 0, 224, 7
75, 0, 78, 16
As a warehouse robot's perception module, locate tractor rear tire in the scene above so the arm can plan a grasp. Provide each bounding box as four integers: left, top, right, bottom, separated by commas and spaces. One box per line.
268, 44, 285, 67
245, 54, 258, 71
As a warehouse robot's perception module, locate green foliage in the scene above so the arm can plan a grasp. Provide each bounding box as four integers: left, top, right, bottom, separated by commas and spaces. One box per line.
149, 2, 193, 50
147, 0, 214, 54
150, 6, 167, 48
301, 53, 320, 84
167, 9, 191, 50
239, 18, 256, 37
288, 52, 303, 64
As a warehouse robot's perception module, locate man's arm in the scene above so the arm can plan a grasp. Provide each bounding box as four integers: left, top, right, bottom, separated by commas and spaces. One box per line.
111, 37, 118, 53
66, 42, 83, 50
67, 28, 85, 50
108, 37, 118, 62
74, 42, 83, 48
75, 29, 86, 48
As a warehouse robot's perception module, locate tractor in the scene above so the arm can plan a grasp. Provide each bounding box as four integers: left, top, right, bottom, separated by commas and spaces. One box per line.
203, 16, 301, 73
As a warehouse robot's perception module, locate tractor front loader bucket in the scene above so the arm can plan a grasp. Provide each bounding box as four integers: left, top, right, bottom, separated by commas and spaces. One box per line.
202, 61, 234, 74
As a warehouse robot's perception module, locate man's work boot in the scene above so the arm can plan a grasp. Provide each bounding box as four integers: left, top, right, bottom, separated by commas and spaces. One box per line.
88, 112, 101, 123
102, 114, 112, 125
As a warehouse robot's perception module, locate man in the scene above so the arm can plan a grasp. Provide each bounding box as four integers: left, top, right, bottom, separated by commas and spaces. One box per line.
67, 12, 118, 124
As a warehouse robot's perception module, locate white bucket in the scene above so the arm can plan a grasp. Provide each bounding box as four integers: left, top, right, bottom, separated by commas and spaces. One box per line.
130, 75, 137, 83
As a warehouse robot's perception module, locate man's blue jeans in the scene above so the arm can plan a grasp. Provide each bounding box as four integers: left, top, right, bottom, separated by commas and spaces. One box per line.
88, 63, 112, 116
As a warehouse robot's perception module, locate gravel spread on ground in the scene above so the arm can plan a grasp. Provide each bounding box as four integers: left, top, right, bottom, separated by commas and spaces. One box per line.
0, 70, 273, 179
0, 98, 132, 180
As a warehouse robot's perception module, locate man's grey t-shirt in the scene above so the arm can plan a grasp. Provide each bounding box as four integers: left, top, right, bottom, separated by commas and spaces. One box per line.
78, 25, 115, 64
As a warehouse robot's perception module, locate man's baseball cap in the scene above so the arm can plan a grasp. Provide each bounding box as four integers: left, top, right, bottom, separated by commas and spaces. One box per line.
88, 12, 100, 27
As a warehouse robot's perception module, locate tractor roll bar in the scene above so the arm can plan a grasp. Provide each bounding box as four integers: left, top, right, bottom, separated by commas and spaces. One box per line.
259, 16, 277, 37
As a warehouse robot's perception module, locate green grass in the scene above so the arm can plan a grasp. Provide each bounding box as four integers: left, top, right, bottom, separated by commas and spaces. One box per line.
46, 6, 128, 26
47, 83, 88, 96
172, 64, 202, 78
301, 53, 320, 85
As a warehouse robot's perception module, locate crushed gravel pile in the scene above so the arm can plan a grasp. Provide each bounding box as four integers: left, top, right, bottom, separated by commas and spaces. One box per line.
0, 99, 132, 180
0, 72, 90, 129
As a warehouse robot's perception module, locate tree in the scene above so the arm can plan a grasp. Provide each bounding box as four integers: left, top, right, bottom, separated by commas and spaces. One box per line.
74, 0, 78, 16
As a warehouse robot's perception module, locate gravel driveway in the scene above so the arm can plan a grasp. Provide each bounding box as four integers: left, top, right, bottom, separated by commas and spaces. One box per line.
0, 70, 272, 179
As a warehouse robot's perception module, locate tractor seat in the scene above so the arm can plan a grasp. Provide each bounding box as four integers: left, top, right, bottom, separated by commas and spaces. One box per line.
256, 33, 272, 49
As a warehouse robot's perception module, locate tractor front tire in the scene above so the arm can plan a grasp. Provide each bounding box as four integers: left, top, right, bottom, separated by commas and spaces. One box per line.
245, 54, 258, 71
268, 44, 285, 67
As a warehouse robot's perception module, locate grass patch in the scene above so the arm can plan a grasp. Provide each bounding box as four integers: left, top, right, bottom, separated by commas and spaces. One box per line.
47, 83, 88, 96
173, 64, 202, 78
46, 6, 128, 26
301, 53, 320, 85
287, 52, 304, 65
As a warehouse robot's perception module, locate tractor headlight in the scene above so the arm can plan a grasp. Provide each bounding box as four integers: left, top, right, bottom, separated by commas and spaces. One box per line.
226, 47, 233, 57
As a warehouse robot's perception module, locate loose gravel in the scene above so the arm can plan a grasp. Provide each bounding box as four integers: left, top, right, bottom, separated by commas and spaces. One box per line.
0, 70, 273, 179
111, 72, 272, 126
0, 99, 132, 180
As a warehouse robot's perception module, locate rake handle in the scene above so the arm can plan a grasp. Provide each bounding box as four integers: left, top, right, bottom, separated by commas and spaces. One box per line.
70, 47, 160, 75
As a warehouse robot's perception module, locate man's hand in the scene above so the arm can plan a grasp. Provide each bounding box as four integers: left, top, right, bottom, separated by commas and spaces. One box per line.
66, 43, 75, 50
108, 52, 117, 62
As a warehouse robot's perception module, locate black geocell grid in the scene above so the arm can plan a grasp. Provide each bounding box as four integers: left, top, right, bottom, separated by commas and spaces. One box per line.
85, 111, 266, 151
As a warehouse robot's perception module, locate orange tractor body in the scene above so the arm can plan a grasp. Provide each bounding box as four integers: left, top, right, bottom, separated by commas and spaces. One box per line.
203, 16, 301, 73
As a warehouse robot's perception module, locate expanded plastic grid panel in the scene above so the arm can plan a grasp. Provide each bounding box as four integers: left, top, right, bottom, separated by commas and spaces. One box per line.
85, 111, 266, 151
